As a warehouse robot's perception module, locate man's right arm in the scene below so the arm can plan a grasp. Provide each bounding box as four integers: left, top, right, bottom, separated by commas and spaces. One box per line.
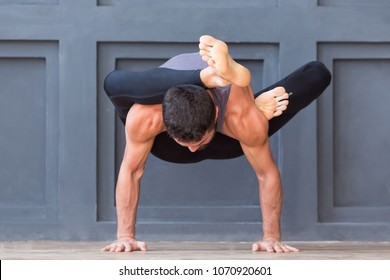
101, 105, 161, 252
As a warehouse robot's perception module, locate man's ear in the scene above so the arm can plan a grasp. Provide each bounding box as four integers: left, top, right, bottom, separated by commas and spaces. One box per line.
215, 106, 219, 122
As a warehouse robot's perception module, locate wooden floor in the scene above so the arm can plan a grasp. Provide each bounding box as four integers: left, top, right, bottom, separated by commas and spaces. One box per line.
1, 241, 390, 260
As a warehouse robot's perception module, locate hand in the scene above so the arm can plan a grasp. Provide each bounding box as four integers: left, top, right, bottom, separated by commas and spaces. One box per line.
252, 237, 299, 253
101, 238, 147, 253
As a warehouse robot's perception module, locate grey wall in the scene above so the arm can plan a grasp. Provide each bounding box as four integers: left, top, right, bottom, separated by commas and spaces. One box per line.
1, 0, 390, 241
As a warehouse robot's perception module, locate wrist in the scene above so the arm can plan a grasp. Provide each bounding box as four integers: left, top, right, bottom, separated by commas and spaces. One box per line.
262, 235, 281, 241
117, 234, 135, 241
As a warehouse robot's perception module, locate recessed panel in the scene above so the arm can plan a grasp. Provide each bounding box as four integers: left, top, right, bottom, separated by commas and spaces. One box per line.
318, 0, 390, 6
318, 43, 390, 224
0, 58, 46, 206
333, 59, 390, 207
97, 0, 278, 7
0, 41, 59, 223
0, 0, 58, 4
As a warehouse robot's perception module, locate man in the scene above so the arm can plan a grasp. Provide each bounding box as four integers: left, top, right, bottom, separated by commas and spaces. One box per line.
101, 35, 331, 253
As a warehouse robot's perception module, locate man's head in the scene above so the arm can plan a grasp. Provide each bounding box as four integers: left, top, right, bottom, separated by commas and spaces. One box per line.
162, 84, 218, 152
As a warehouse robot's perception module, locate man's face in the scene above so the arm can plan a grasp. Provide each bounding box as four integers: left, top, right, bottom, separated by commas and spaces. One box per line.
174, 127, 216, 153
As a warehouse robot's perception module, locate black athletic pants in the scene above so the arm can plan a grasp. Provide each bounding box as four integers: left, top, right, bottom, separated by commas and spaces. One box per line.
104, 61, 331, 163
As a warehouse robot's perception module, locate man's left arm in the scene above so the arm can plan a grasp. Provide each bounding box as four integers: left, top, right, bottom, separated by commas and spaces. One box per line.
240, 135, 299, 253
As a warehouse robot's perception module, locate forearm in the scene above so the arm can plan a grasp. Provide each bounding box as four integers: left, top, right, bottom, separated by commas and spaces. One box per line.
259, 172, 283, 240
115, 166, 141, 240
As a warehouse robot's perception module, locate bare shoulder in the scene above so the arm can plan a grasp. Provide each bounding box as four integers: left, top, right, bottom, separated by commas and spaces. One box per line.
224, 86, 269, 147
125, 104, 165, 143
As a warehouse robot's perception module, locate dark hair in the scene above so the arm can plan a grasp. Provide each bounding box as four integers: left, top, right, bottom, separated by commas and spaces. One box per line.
162, 84, 216, 142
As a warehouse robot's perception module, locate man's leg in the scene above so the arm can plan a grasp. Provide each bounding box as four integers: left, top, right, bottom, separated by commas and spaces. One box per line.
199, 35, 251, 87
199, 35, 290, 120
254, 62, 332, 136
254, 87, 290, 120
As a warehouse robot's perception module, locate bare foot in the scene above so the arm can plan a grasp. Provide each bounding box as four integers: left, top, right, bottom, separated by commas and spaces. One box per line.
199, 35, 251, 87
255, 87, 290, 120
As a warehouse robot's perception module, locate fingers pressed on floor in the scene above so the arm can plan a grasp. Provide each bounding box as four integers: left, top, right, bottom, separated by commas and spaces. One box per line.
125, 245, 132, 252
115, 245, 124, 252
279, 245, 290, 252
266, 245, 275, 253
251, 243, 260, 252
274, 246, 284, 253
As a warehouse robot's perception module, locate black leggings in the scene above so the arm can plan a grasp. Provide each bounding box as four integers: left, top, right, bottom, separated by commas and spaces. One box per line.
104, 61, 331, 163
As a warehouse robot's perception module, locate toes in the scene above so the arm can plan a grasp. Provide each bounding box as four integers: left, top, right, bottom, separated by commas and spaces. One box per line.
199, 35, 216, 46
204, 59, 216, 67
281, 92, 290, 100
278, 104, 288, 111
199, 50, 208, 56
273, 110, 283, 117
277, 100, 288, 108
199, 42, 210, 51
275, 93, 289, 102
201, 56, 209, 62
199, 50, 211, 63
274, 86, 286, 94
276, 100, 288, 113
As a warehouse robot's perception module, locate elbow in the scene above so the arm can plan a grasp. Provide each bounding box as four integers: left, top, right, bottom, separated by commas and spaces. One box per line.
256, 168, 280, 187
120, 160, 145, 181
129, 166, 145, 181
256, 173, 267, 186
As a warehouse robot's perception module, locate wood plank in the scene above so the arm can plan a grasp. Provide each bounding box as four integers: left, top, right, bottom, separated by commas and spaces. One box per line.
1, 241, 390, 260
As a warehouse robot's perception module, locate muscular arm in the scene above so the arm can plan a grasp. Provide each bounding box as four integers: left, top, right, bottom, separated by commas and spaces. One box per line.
102, 105, 162, 252
115, 129, 153, 242
240, 136, 282, 239
241, 134, 298, 253
225, 83, 298, 253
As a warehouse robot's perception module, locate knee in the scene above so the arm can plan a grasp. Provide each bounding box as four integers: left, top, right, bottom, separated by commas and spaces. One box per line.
306, 61, 332, 88
103, 70, 120, 98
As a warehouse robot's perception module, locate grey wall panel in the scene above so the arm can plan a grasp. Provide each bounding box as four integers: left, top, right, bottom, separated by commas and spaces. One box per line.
97, 0, 279, 8
0, 0, 58, 5
334, 59, 390, 208
318, 43, 390, 229
318, 0, 390, 6
0, 41, 59, 224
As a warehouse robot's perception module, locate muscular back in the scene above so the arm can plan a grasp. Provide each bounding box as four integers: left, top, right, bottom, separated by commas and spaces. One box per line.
125, 104, 165, 144
223, 84, 269, 147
